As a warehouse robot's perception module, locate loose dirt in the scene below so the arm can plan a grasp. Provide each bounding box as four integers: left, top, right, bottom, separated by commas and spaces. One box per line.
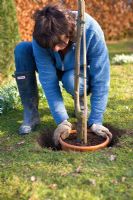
37, 124, 133, 150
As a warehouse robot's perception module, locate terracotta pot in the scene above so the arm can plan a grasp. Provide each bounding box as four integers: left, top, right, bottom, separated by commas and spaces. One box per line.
59, 130, 111, 152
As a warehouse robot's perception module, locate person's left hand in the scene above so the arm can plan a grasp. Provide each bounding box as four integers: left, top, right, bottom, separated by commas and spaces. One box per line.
53, 120, 72, 146
90, 124, 112, 140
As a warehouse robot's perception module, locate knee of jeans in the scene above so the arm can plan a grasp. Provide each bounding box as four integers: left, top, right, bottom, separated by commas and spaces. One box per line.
78, 77, 85, 96
63, 78, 85, 97
62, 77, 74, 96
14, 42, 32, 60
64, 83, 74, 96
65, 85, 84, 97
14, 42, 36, 72
79, 86, 84, 96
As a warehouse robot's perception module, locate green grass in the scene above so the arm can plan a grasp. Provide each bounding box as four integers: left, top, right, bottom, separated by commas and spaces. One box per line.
0, 40, 133, 200
107, 38, 133, 59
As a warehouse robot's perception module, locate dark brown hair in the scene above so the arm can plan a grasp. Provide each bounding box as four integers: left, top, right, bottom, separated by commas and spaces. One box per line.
33, 4, 76, 49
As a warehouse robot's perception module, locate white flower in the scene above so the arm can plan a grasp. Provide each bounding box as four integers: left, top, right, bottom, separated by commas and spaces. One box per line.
0, 82, 20, 114
112, 54, 133, 64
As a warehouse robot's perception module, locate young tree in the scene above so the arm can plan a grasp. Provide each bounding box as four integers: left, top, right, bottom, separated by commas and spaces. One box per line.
75, 0, 87, 144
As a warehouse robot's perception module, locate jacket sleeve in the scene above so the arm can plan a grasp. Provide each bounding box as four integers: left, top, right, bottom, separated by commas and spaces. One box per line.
87, 31, 110, 125
32, 39, 69, 124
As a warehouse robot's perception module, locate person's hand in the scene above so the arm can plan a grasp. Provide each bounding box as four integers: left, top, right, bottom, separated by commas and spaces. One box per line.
90, 124, 112, 140
53, 120, 72, 146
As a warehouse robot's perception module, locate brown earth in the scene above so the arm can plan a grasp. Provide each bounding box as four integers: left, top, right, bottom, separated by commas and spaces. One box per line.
37, 124, 133, 151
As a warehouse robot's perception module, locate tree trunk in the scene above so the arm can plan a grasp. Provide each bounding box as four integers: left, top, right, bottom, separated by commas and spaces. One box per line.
74, 0, 87, 144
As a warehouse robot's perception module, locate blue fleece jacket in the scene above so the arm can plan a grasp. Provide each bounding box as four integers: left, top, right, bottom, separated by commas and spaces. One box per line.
32, 12, 110, 125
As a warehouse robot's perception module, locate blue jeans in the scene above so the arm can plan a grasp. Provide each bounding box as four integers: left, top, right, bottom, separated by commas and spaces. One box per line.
14, 41, 89, 97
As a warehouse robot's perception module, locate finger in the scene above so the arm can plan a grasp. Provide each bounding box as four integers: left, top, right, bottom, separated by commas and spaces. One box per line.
61, 128, 70, 137
101, 126, 110, 133
55, 129, 67, 138
107, 131, 112, 140
101, 130, 112, 140
53, 134, 59, 146
96, 130, 107, 138
61, 131, 70, 139
53, 135, 59, 146
63, 122, 72, 128
53, 129, 63, 144
100, 132, 107, 138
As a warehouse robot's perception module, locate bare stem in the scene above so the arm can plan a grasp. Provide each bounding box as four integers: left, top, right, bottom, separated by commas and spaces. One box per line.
74, 0, 87, 143
82, 0, 87, 144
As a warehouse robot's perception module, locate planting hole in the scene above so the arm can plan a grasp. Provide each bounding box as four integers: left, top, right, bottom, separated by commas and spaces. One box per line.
37, 124, 133, 150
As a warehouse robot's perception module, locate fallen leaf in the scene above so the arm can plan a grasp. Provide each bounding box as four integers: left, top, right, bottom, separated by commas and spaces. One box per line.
48, 184, 57, 190
88, 179, 96, 186
17, 140, 25, 145
121, 177, 126, 182
71, 173, 79, 177
60, 172, 68, 176
75, 166, 82, 173
97, 173, 100, 177
6, 147, 14, 151
111, 179, 118, 184
31, 176, 36, 182
109, 154, 116, 161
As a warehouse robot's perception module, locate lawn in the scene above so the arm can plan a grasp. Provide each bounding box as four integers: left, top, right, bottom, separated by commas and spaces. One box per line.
107, 38, 133, 59
0, 39, 133, 200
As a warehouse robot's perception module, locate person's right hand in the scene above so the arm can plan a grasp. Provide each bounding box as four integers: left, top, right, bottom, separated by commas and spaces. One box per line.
53, 120, 72, 146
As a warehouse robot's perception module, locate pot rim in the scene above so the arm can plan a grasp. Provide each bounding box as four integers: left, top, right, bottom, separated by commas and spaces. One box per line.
59, 129, 111, 152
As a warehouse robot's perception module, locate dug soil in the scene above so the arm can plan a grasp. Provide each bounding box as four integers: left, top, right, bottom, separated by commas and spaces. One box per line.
64, 132, 105, 146
37, 124, 133, 151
